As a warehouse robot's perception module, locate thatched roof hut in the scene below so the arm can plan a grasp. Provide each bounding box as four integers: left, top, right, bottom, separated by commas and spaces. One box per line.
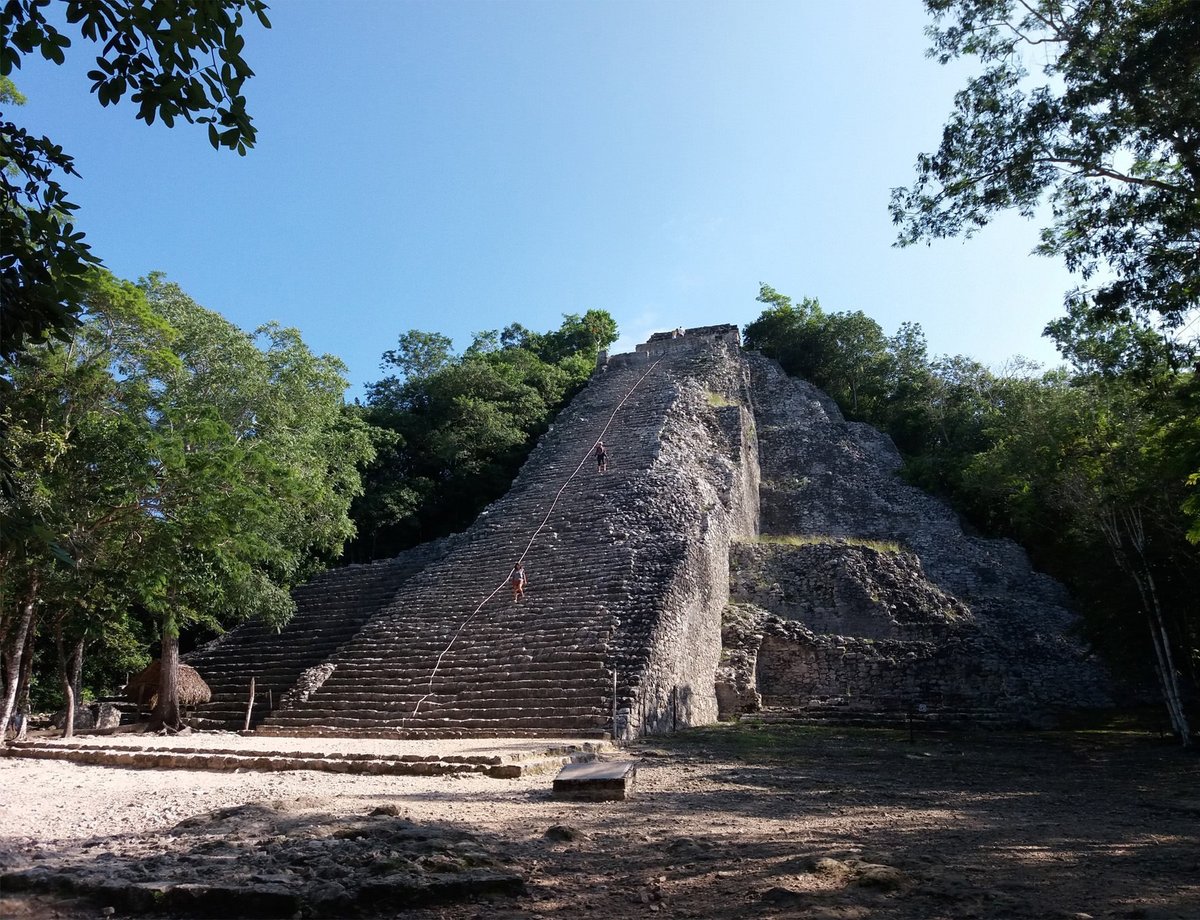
124, 660, 212, 709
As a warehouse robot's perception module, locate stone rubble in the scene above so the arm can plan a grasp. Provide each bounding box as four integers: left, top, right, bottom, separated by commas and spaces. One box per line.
0, 804, 524, 917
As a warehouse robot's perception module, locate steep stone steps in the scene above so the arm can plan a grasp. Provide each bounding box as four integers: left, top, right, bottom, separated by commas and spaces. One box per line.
253, 360, 661, 735
185, 329, 754, 741
264, 714, 611, 734
185, 544, 451, 730
257, 346, 734, 738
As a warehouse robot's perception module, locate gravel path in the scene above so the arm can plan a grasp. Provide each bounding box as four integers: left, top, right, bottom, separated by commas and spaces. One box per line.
2, 724, 1197, 919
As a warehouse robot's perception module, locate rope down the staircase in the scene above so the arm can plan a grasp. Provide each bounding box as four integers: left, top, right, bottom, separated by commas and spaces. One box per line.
405, 357, 666, 723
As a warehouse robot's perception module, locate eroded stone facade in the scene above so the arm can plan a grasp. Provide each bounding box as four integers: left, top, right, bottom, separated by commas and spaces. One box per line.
731, 354, 1111, 725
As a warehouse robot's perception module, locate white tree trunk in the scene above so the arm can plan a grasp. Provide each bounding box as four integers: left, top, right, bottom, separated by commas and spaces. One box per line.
0, 578, 38, 743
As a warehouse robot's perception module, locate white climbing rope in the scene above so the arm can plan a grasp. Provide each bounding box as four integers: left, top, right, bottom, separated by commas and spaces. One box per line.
406, 357, 666, 722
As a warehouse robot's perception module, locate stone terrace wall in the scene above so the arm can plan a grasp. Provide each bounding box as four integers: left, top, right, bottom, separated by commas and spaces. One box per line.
730, 542, 971, 642
718, 542, 990, 718
753, 619, 1010, 717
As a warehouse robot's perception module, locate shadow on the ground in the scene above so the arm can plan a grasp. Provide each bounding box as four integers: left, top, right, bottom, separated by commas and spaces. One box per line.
4, 725, 1197, 919
579, 724, 1200, 920
1, 805, 526, 918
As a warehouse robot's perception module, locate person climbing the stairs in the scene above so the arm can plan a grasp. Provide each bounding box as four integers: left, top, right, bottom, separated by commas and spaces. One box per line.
510, 560, 528, 602
595, 440, 608, 473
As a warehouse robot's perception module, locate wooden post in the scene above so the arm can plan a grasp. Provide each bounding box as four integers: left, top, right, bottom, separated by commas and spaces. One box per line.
611, 671, 618, 744
267, 688, 273, 712
243, 677, 256, 732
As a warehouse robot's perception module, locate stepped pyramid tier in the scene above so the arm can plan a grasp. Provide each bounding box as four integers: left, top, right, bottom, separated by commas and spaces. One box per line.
186, 539, 458, 730
187, 327, 1111, 740
730, 354, 1111, 725
233, 325, 758, 739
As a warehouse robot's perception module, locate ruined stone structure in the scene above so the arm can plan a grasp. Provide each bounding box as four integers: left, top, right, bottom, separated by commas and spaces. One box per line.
188, 326, 1109, 737
733, 356, 1110, 725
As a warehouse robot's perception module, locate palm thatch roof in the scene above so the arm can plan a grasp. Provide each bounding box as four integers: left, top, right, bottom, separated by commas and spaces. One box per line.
124, 660, 212, 708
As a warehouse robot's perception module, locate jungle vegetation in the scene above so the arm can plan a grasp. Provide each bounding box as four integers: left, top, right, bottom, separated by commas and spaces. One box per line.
0, 287, 617, 731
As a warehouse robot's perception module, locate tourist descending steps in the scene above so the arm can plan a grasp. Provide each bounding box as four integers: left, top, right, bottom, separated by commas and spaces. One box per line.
510, 561, 528, 602
595, 440, 608, 473
254, 340, 695, 735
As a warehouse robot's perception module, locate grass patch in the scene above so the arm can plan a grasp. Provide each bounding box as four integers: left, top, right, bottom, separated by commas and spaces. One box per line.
748, 533, 903, 553
706, 390, 738, 408
637, 720, 910, 765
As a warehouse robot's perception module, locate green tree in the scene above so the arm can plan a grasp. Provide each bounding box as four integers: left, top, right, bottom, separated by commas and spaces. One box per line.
1, 271, 168, 736
891, 0, 1200, 329
743, 284, 891, 419
0, 0, 271, 363
351, 312, 618, 560
964, 372, 1198, 743
380, 330, 455, 383
1, 271, 373, 733
535, 310, 619, 364
135, 277, 373, 728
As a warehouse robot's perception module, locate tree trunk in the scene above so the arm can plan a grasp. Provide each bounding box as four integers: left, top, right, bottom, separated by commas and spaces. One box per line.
15, 635, 34, 741
1103, 509, 1192, 746
149, 618, 182, 731
62, 679, 76, 739
1146, 594, 1191, 746
1, 575, 38, 743
54, 620, 74, 739
69, 637, 84, 708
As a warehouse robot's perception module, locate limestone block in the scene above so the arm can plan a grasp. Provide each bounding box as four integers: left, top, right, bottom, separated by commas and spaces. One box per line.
552, 760, 637, 801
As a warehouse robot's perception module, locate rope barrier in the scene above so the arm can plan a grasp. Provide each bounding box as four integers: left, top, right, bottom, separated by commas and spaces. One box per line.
405, 357, 666, 721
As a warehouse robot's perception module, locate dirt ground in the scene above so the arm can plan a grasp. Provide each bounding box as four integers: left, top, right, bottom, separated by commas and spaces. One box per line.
2, 722, 1198, 919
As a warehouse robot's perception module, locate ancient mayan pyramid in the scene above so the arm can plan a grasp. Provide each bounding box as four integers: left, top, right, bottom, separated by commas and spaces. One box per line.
187, 326, 1110, 737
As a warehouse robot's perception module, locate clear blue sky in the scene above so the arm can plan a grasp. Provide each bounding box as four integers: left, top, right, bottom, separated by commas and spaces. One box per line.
11, 0, 1076, 397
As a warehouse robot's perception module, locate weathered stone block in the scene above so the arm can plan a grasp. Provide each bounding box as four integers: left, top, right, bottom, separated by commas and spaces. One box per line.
552, 760, 637, 801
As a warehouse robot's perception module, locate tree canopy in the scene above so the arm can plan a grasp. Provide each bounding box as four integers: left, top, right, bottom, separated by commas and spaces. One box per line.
1, 271, 371, 731
890, 0, 1200, 331
349, 311, 618, 560
0, 0, 271, 364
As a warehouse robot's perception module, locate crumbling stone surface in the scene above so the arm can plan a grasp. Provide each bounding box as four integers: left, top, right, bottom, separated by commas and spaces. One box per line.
0, 804, 524, 917
608, 338, 761, 737
715, 604, 765, 719
730, 541, 971, 641
50, 707, 95, 731
276, 661, 336, 710
739, 353, 1112, 724
49, 702, 122, 731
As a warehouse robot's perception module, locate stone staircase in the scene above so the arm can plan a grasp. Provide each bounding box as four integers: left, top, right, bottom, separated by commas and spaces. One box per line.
256, 335, 753, 738
186, 544, 452, 730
